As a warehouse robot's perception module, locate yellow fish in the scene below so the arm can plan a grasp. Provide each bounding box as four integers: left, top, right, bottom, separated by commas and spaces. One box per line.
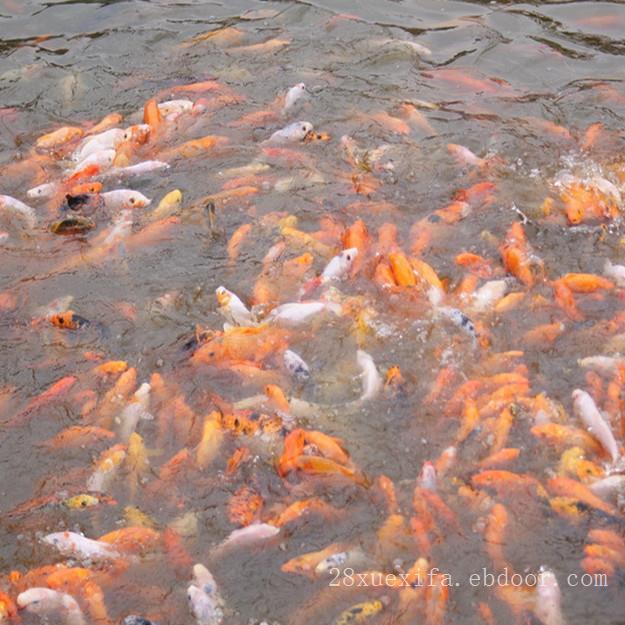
333, 599, 386, 625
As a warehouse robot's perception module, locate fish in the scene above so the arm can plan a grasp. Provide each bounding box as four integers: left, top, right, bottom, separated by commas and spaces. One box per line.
215, 522, 279, 553
69, 148, 116, 175
283, 82, 307, 113
87, 443, 127, 492
0, 194, 37, 228
604, 259, 625, 287
533, 568, 564, 625
332, 599, 386, 625
356, 349, 382, 401
117, 383, 153, 442
215, 286, 256, 327
283, 349, 311, 381
571, 389, 619, 462
48, 311, 90, 329
187, 564, 224, 625
50, 215, 96, 235
321, 248, 358, 282
151, 189, 182, 220
104, 160, 169, 177
36, 126, 84, 149
124, 617, 158, 625
42, 531, 121, 562
73, 128, 125, 161
17, 588, 86, 625
266, 121, 313, 143
267, 301, 341, 326
102, 189, 152, 210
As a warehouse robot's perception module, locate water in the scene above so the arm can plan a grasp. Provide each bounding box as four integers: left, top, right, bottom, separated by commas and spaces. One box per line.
1, 1, 625, 624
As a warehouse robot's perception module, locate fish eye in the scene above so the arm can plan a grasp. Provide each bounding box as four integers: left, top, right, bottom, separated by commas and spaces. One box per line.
346, 254, 352, 261
302, 125, 307, 132
129, 197, 135, 204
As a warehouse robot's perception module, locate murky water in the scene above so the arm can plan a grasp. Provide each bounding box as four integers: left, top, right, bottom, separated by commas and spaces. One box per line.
1, 1, 625, 624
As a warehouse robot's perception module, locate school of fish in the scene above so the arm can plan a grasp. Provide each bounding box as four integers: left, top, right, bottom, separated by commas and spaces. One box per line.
2, 9, 625, 625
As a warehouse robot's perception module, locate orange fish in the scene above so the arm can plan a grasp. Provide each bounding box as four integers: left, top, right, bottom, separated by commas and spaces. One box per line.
9, 375, 78, 427
41, 425, 115, 450
48, 310, 90, 330
500, 222, 543, 287
143, 97, 163, 134
547, 477, 616, 515
228, 486, 263, 527
99, 527, 161, 555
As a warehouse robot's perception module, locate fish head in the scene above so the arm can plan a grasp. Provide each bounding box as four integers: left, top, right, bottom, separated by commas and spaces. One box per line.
215, 286, 232, 307
17, 588, 51, 610
122, 191, 151, 209
295, 121, 313, 140
124, 124, 150, 144
340, 247, 358, 268
27, 183, 56, 200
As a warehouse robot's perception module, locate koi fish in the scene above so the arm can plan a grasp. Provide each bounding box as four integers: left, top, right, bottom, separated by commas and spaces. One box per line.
356, 349, 382, 401
187, 564, 224, 625
42, 531, 121, 562
0, 194, 37, 227
572, 389, 619, 462
266, 121, 313, 143
17, 588, 86, 625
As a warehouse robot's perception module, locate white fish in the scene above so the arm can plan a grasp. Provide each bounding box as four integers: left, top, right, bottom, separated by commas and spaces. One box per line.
215, 286, 256, 327
158, 99, 193, 117
42, 531, 120, 562
0, 194, 37, 228
470, 279, 508, 313
589, 475, 625, 500
438, 307, 478, 344
604, 259, 625, 288
117, 382, 152, 442
102, 210, 133, 246
356, 349, 382, 401
217, 522, 279, 552
124, 617, 157, 625
375, 38, 432, 58
267, 301, 341, 326
193, 564, 222, 600
590, 176, 622, 204
187, 585, 223, 625
578, 355, 625, 376
69, 148, 115, 175
448, 143, 485, 168
102, 190, 152, 210
27, 182, 59, 200
321, 248, 358, 282
283, 82, 306, 113
73, 128, 125, 161
104, 160, 170, 178
17, 588, 86, 625
283, 349, 311, 381
534, 568, 564, 625
314, 547, 370, 575
267, 121, 313, 143
572, 389, 619, 462
417, 460, 437, 491
314, 551, 349, 575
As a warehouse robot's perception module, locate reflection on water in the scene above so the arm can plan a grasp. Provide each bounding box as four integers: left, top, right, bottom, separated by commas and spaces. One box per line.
1, 1, 625, 624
